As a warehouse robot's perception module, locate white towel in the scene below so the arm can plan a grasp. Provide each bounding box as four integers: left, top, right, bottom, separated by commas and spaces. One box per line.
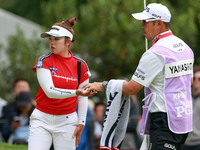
100, 79, 130, 150
140, 134, 150, 150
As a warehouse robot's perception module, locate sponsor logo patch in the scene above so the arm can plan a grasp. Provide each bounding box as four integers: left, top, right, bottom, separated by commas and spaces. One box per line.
136, 67, 145, 74
37, 60, 43, 68
134, 72, 145, 80
51, 27, 59, 31
164, 143, 176, 150
50, 67, 58, 72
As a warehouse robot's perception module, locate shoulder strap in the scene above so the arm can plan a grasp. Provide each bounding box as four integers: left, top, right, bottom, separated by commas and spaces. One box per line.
77, 60, 81, 85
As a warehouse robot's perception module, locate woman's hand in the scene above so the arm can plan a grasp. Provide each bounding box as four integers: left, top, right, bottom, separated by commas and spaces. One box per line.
76, 89, 97, 97
76, 82, 105, 97
72, 124, 85, 147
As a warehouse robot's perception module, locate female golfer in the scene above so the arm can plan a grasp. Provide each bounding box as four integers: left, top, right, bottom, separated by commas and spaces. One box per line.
28, 17, 91, 150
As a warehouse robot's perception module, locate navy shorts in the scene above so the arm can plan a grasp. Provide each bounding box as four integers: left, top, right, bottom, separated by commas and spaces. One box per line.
148, 112, 188, 150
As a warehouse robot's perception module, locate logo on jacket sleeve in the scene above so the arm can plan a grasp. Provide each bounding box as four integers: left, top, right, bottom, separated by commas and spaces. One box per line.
37, 60, 43, 68
133, 67, 145, 80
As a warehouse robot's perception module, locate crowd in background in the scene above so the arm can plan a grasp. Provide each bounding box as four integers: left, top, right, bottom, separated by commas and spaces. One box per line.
0, 78, 35, 144
0, 78, 143, 150
1, 65, 200, 150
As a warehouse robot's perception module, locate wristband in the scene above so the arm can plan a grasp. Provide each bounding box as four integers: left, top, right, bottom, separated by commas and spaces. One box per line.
102, 81, 108, 90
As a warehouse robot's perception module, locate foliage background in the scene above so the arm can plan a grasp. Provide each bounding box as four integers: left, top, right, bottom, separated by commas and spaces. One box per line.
0, 0, 200, 102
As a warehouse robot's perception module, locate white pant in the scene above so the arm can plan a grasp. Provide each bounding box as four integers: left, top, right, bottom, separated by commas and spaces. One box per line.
28, 109, 78, 150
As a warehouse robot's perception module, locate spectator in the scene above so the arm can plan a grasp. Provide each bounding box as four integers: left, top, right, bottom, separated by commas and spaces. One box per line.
182, 65, 200, 150
0, 97, 7, 142
13, 78, 31, 96
0, 78, 31, 142
94, 101, 106, 150
121, 95, 142, 150
0, 97, 7, 118
9, 92, 35, 145
76, 107, 95, 150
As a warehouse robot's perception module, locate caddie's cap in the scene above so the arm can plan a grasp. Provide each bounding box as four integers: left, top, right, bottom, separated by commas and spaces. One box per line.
132, 3, 171, 23
41, 17, 76, 40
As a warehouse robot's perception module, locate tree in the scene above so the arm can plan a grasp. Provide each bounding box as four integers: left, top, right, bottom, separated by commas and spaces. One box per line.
0, 28, 48, 101
0, 0, 47, 24
1, 0, 200, 102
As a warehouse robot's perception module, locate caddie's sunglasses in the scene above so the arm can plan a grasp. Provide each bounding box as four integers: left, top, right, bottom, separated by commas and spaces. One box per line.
141, 18, 165, 25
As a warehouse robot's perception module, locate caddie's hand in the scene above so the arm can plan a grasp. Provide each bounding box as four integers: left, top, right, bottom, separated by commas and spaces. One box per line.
76, 89, 97, 97
83, 82, 104, 92
72, 124, 85, 147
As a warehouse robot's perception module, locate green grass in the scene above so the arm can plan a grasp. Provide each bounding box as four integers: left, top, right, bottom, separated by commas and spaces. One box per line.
0, 142, 28, 150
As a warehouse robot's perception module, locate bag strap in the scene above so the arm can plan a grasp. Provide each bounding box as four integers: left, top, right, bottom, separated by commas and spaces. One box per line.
77, 60, 81, 85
